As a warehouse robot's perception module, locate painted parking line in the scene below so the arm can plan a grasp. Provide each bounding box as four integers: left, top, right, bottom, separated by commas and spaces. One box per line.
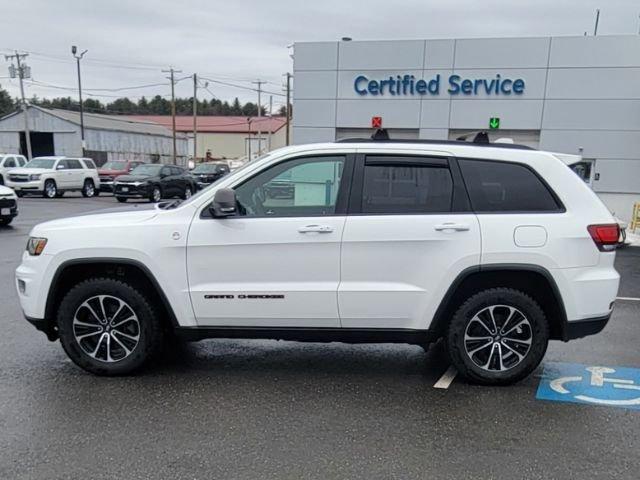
616, 297, 640, 302
537, 362, 640, 410
434, 366, 458, 389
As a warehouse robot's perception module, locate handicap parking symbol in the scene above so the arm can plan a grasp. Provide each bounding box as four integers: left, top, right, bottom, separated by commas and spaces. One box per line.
537, 362, 640, 410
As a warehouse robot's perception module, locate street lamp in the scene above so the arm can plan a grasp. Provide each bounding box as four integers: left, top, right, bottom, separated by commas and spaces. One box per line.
71, 45, 88, 156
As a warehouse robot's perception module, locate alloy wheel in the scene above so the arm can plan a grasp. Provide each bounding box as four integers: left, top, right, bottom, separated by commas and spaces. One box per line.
72, 295, 141, 363
463, 305, 533, 372
84, 181, 95, 197
45, 181, 57, 198
152, 187, 161, 202
184, 187, 192, 199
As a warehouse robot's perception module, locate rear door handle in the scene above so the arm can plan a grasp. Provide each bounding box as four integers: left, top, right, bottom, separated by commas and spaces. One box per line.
434, 223, 470, 232
298, 224, 334, 233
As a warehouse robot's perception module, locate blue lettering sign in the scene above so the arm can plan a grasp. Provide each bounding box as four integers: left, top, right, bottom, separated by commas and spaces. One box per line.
355, 73, 525, 96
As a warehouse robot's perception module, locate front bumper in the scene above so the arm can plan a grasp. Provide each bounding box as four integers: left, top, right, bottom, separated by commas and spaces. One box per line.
0, 198, 18, 218
6, 179, 43, 193
99, 181, 114, 192
114, 183, 151, 198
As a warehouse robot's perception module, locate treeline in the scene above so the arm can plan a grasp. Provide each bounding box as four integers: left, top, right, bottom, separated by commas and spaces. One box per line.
0, 84, 286, 117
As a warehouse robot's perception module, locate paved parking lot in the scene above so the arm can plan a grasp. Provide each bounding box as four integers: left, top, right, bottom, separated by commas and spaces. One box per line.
1, 194, 639, 479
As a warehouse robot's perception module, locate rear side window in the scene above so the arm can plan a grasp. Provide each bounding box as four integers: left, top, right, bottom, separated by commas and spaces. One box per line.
66, 159, 83, 169
361, 161, 453, 214
459, 159, 561, 213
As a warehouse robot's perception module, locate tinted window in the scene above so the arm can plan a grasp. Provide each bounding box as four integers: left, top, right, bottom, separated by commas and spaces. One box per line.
361, 162, 453, 214
235, 156, 345, 217
172, 166, 184, 176
4, 158, 16, 168
66, 159, 83, 169
459, 159, 561, 212
17, 156, 26, 166
82, 159, 97, 169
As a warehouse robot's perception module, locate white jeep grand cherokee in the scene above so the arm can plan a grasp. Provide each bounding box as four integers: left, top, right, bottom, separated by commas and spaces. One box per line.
6, 156, 100, 198
15, 140, 620, 384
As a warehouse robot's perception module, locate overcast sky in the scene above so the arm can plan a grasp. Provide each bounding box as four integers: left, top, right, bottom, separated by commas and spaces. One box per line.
1, 0, 639, 111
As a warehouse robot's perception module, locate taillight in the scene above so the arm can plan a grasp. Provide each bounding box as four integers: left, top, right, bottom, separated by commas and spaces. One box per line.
587, 224, 620, 251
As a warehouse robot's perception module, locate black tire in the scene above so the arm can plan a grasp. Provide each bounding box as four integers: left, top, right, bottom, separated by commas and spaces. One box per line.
0, 217, 12, 226
43, 179, 57, 199
446, 288, 549, 386
0, 175, 4, 185
15, 191, 23, 198
81, 179, 96, 198
149, 185, 162, 203
116, 196, 128, 203
55, 191, 65, 198
57, 278, 164, 376
182, 185, 193, 200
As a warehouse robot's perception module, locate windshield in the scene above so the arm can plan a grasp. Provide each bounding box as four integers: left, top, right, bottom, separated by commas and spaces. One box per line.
131, 164, 162, 176
25, 158, 56, 169
192, 164, 221, 173
101, 161, 127, 170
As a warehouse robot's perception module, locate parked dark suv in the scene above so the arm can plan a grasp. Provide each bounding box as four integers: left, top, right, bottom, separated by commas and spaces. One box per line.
114, 164, 197, 203
191, 162, 230, 190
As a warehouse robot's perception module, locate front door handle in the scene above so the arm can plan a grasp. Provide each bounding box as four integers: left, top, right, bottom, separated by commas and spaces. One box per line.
434, 222, 470, 232
298, 224, 334, 234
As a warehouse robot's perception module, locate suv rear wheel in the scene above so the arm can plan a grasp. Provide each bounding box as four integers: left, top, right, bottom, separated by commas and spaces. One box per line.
82, 179, 96, 197
56, 278, 164, 375
446, 288, 549, 385
182, 185, 192, 200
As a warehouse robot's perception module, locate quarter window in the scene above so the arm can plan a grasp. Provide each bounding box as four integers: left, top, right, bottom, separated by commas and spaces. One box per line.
459, 159, 561, 212
234, 156, 345, 217
361, 161, 454, 214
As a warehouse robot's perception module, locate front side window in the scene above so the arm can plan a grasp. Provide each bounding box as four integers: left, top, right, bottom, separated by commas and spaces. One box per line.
361, 161, 453, 214
459, 159, 561, 212
4, 158, 16, 168
234, 155, 345, 217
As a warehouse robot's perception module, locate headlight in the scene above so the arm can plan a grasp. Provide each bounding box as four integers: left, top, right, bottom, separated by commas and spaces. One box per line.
29, 174, 41, 181
26, 237, 48, 256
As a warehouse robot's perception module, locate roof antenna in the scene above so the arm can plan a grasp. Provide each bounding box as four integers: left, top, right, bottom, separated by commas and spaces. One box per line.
473, 131, 490, 144
372, 128, 389, 140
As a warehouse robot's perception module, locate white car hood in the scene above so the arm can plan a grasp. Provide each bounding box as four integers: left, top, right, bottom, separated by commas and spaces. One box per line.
32, 205, 159, 234
0, 184, 16, 196
8, 167, 50, 175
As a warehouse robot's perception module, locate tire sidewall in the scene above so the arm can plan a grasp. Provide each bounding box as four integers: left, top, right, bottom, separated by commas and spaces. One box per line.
44, 180, 57, 199
57, 278, 160, 375
447, 288, 549, 385
82, 179, 95, 197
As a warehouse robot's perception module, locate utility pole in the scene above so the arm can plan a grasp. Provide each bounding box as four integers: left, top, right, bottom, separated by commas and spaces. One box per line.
284, 72, 291, 145
593, 9, 600, 36
5, 51, 32, 159
192, 73, 198, 163
268, 95, 273, 152
162, 67, 182, 164
71, 46, 88, 156
246, 117, 252, 161
252, 79, 265, 155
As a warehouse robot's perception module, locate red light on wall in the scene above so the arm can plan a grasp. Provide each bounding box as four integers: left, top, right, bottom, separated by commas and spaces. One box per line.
371, 116, 382, 128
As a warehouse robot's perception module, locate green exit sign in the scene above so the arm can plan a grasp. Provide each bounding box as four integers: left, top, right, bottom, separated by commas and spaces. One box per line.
489, 117, 500, 129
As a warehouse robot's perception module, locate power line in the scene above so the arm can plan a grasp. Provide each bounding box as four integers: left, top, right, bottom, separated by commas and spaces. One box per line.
199, 76, 286, 97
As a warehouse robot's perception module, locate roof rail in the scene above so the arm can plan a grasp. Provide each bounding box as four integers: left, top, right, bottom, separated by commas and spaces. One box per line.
335, 137, 535, 150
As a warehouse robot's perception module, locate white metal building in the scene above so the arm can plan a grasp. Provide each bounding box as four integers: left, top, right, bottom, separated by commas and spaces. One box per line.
292, 35, 640, 221
0, 106, 189, 166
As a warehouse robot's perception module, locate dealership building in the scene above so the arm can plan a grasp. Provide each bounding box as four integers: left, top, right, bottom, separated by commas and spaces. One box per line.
292, 35, 640, 221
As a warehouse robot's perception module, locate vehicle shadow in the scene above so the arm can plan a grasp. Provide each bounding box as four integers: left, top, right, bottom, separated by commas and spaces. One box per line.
146, 336, 451, 381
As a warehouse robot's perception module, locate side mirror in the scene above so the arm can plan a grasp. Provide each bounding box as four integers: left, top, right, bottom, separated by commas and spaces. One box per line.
209, 188, 237, 218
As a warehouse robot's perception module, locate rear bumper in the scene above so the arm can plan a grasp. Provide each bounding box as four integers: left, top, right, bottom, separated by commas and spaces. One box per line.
564, 312, 611, 341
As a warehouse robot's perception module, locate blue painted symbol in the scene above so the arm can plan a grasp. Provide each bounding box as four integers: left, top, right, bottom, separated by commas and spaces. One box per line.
537, 362, 640, 410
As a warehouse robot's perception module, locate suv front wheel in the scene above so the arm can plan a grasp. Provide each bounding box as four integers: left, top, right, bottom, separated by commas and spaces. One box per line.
56, 278, 164, 375
43, 179, 57, 199
446, 288, 549, 385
